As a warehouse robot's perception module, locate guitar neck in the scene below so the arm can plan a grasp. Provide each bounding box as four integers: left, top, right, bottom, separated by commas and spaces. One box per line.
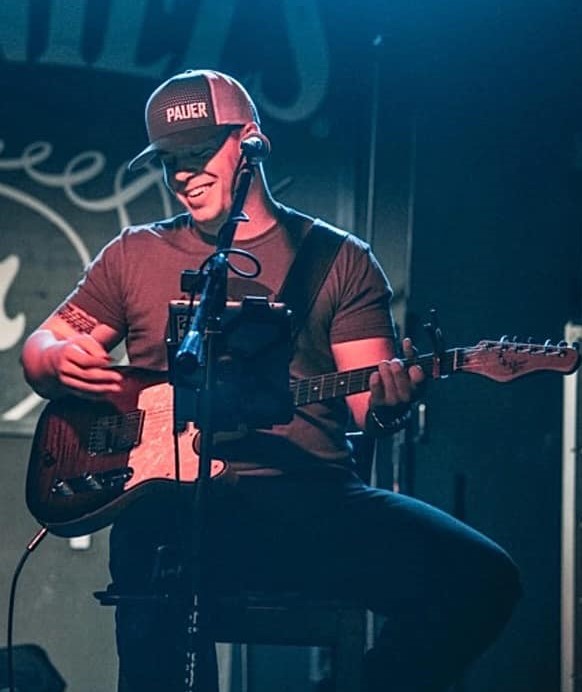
289, 338, 580, 407
289, 349, 460, 407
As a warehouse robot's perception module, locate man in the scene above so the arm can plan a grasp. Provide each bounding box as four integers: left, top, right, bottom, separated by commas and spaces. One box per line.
21, 69, 520, 691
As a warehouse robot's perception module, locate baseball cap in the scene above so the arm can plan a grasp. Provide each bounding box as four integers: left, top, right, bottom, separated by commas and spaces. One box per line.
128, 69, 259, 171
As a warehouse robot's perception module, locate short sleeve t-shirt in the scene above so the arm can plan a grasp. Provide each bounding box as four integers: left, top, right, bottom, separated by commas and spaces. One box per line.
67, 204, 395, 471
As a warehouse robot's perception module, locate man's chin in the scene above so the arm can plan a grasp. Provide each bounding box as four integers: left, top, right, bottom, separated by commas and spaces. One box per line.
188, 207, 230, 235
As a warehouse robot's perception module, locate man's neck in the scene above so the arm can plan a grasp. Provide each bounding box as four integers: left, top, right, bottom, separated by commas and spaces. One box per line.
194, 178, 279, 242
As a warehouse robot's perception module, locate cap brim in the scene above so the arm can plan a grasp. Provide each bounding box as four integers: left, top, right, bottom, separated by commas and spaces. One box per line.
127, 143, 158, 171
127, 125, 235, 171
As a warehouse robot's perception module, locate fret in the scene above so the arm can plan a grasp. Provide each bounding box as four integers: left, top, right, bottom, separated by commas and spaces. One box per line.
347, 368, 359, 396
452, 348, 462, 373
290, 379, 306, 407
333, 373, 349, 398
346, 368, 360, 396
321, 374, 337, 401
309, 374, 325, 403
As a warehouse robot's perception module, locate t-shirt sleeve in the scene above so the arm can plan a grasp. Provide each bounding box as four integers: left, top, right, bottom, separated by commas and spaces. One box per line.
329, 235, 396, 344
65, 234, 127, 334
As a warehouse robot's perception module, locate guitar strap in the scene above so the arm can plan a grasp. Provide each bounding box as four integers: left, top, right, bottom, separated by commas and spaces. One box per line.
276, 217, 347, 343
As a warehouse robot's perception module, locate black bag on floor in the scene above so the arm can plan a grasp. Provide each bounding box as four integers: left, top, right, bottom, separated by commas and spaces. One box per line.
0, 645, 66, 692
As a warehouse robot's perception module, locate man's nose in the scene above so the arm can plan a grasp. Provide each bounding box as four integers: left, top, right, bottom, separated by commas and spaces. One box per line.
175, 164, 202, 178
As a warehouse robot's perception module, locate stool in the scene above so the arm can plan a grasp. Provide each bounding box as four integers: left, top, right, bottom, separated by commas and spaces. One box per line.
212, 591, 367, 692
95, 586, 367, 691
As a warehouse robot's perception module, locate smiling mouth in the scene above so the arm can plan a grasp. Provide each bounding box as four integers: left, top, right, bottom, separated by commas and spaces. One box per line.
187, 182, 214, 199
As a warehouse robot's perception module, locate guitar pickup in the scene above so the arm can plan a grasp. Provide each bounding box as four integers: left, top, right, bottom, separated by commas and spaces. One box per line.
52, 468, 134, 496
88, 410, 145, 455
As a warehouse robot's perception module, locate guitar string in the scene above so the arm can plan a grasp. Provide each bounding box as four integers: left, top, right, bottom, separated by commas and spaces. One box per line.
100, 345, 572, 430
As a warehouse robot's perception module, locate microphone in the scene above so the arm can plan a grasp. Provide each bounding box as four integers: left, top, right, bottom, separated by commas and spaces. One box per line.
240, 133, 270, 164
175, 327, 203, 373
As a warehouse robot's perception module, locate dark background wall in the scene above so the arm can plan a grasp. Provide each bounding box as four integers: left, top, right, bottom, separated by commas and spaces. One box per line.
0, 2, 580, 691
407, 5, 581, 691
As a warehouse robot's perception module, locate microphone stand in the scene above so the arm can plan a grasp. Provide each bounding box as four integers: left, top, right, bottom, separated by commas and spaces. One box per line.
172, 156, 258, 692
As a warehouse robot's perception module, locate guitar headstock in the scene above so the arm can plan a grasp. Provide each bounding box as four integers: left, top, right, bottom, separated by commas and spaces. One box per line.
461, 338, 581, 382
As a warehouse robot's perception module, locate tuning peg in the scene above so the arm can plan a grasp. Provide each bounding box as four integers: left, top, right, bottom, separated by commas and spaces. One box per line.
543, 339, 553, 352
574, 342, 580, 352
511, 336, 520, 350
558, 340, 568, 349
527, 337, 544, 353
429, 307, 440, 328
499, 335, 509, 349
423, 308, 445, 357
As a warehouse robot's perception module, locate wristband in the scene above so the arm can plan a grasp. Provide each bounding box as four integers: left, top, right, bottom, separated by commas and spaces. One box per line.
365, 404, 412, 437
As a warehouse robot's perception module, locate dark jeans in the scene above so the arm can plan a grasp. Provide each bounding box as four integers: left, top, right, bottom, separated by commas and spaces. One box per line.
110, 468, 521, 692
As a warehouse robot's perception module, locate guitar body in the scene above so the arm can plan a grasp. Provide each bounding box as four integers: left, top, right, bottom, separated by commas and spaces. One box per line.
26, 369, 228, 537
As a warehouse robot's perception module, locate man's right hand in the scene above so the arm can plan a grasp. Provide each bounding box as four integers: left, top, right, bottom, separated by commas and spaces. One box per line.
21, 303, 124, 400
41, 333, 123, 398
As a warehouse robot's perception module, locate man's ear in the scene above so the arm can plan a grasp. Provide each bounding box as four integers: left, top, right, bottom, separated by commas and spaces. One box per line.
240, 122, 260, 139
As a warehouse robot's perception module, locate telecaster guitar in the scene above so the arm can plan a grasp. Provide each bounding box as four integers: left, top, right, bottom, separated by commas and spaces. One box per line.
26, 339, 580, 537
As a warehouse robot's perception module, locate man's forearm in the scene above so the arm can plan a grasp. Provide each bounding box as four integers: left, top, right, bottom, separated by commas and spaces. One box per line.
20, 330, 67, 399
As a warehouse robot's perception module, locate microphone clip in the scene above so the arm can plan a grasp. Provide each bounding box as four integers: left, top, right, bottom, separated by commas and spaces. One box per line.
240, 133, 271, 165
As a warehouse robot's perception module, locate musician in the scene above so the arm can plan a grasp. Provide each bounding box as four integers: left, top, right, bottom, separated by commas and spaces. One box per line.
21, 69, 520, 691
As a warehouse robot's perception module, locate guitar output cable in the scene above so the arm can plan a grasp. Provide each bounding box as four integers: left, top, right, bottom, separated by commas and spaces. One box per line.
6, 526, 49, 692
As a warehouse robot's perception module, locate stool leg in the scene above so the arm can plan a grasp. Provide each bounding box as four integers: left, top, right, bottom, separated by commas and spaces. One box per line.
333, 611, 366, 692
309, 646, 332, 686
241, 643, 250, 692
217, 643, 234, 692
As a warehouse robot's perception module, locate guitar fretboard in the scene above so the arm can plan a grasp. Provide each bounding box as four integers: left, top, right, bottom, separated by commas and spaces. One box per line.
289, 349, 462, 406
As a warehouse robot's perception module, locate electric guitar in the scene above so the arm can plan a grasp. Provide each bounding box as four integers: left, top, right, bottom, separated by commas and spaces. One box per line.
26, 338, 580, 537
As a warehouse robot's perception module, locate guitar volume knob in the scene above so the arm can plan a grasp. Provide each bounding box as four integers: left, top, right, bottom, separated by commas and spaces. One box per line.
52, 479, 74, 497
